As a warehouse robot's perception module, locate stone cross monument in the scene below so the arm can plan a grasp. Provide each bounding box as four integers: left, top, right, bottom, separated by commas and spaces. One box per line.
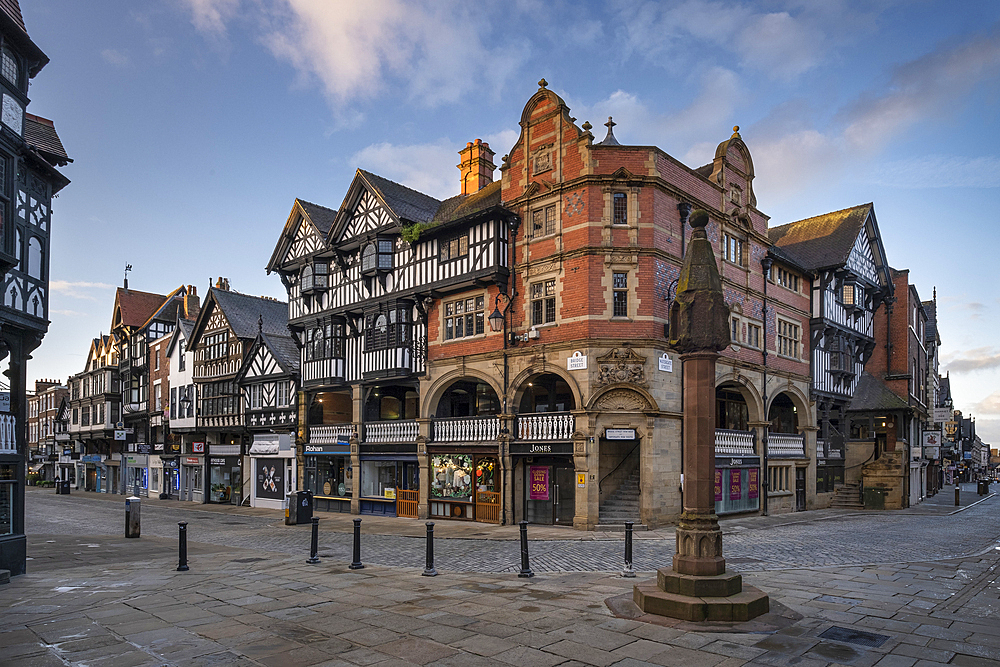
633, 208, 770, 622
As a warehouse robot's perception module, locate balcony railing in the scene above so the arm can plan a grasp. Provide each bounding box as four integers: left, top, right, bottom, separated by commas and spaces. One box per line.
515, 413, 574, 441
0, 414, 14, 453
432, 415, 500, 443
364, 419, 418, 443
768, 432, 806, 458
714, 429, 755, 457
816, 439, 844, 459
309, 424, 354, 444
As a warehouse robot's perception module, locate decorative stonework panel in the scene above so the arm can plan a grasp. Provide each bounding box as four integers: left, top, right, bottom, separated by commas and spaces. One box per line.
594, 388, 650, 412
595, 348, 647, 388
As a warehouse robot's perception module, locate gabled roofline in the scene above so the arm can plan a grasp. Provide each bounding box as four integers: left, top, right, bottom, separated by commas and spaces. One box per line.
234, 331, 296, 382
328, 170, 404, 245
266, 199, 329, 274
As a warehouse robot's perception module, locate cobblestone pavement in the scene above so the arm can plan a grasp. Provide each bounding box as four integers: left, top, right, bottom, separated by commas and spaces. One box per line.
25, 485, 1000, 574
3, 485, 999, 667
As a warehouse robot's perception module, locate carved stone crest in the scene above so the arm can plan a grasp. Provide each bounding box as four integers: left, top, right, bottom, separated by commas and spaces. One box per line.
595, 347, 647, 388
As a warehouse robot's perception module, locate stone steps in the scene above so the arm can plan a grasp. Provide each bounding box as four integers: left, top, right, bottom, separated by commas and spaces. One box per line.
600, 467, 641, 525
831, 483, 864, 509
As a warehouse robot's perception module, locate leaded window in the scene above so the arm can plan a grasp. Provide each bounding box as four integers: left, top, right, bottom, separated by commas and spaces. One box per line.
613, 272, 628, 318
723, 232, 744, 265
444, 295, 485, 340
530, 205, 556, 238
531, 280, 556, 326
777, 319, 800, 359
1, 51, 17, 87
440, 234, 469, 262
613, 192, 627, 225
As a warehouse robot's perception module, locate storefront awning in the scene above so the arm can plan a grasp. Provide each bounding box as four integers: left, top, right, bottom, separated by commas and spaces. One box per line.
29, 463, 43, 472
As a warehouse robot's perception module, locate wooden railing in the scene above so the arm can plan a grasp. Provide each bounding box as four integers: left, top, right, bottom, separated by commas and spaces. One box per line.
768, 432, 806, 458
515, 413, 574, 441
714, 429, 755, 456
432, 416, 500, 442
0, 414, 14, 453
309, 424, 354, 444
364, 419, 419, 443
476, 491, 501, 523
397, 489, 419, 518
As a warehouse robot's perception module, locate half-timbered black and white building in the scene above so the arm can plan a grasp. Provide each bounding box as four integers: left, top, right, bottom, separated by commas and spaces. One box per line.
188, 281, 288, 505
267, 156, 517, 519
770, 203, 893, 499
0, 0, 71, 575
238, 324, 299, 510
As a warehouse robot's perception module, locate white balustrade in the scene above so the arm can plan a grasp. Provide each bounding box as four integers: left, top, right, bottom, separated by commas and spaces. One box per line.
364, 419, 419, 443
767, 432, 806, 458
0, 414, 15, 453
433, 416, 500, 442
516, 413, 575, 441
309, 424, 355, 444
714, 429, 755, 456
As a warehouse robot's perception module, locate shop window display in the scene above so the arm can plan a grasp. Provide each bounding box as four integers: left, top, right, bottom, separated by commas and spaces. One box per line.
360, 460, 417, 498
432, 455, 473, 500
306, 456, 351, 497
0, 464, 13, 536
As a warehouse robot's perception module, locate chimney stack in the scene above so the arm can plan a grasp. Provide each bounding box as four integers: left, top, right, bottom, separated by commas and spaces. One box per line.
458, 139, 496, 195
185, 285, 201, 318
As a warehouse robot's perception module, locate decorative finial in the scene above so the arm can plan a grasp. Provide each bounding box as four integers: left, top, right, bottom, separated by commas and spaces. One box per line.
597, 116, 621, 146
258, 314, 263, 334
606, 116, 616, 130
732, 125, 740, 137
582, 121, 592, 132
689, 209, 709, 230
538, 78, 548, 89
123, 263, 132, 290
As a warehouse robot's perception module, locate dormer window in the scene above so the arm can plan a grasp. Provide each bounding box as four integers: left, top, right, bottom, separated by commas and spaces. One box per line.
440, 234, 468, 261
362, 239, 393, 274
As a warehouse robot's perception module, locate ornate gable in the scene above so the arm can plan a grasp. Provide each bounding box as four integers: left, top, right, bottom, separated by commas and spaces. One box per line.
336, 189, 395, 243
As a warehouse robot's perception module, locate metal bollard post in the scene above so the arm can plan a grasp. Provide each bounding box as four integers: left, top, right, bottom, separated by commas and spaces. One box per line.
422, 521, 437, 576
955, 485, 961, 506
176, 522, 189, 571
349, 518, 364, 569
307, 516, 320, 564
518, 520, 534, 578
622, 521, 635, 578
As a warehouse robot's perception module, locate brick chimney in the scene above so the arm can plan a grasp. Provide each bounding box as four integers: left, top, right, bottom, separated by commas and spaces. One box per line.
213, 277, 230, 291
458, 139, 496, 195
184, 285, 201, 319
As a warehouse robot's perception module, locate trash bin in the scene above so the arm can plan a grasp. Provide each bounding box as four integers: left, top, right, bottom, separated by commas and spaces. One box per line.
285, 490, 313, 525
61, 480, 71, 495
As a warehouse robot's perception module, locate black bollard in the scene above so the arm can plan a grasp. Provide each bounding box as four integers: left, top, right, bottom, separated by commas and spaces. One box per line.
518, 520, 534, 578
422, 521, 437, 576
307, 516, 320, 564
955, 485, 961, 506
621, 521, 635, 578
176, 521, 189, 572
349, 518, 364, 570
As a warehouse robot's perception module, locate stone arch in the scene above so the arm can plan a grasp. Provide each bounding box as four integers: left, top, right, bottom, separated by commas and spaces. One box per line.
586, 384, 657, 413
421, 368, 503, 419
715, 372, 763, 424
509, 366, 582, 414
766, 384, 812, 432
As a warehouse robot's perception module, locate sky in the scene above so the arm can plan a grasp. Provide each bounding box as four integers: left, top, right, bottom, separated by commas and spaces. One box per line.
17, 0, 1000, 444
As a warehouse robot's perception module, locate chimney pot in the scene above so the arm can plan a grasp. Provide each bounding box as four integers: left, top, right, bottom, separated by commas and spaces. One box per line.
458, 139, 497, 195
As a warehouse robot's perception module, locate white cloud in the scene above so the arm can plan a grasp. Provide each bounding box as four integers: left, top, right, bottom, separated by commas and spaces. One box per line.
974, 390, 1000, 417
50, 281, 116, 301
181, 0, 240, 34
942, 347, 1000, 374
261, 0, 522, 107
101, 49, 130, 67
735, 12, 824, 79
871, 155, 1000, 189
50, 309, 89, 318
840, 27, 1000, 152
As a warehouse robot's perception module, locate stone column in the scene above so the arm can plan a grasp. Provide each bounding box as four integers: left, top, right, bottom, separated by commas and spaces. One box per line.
673, 351, 724, 577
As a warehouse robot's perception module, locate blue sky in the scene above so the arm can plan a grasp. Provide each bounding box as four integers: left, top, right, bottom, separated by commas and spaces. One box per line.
21, 0, 1000, 444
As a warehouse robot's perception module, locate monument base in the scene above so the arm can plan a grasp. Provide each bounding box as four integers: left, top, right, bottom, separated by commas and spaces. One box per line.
633, 579, 770, 622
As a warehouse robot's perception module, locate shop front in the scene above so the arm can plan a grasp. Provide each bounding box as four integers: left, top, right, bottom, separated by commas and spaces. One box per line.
303, 440, 352, 514
714, 455, 761, 515
428, 449, 500, 523
359, 444, 418, 517
249, 434, 294, 510
81, 454, 102, 491
512, 442, 575, 526
125, 454, 149, 497
207, 455, 241, 504
179, 456, 202, 502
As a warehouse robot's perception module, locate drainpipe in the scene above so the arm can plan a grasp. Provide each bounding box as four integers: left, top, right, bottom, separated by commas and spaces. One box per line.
761, 257, 772, 516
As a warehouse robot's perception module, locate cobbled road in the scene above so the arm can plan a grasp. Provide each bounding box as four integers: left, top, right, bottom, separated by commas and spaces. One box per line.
27, 489, 1000, 573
